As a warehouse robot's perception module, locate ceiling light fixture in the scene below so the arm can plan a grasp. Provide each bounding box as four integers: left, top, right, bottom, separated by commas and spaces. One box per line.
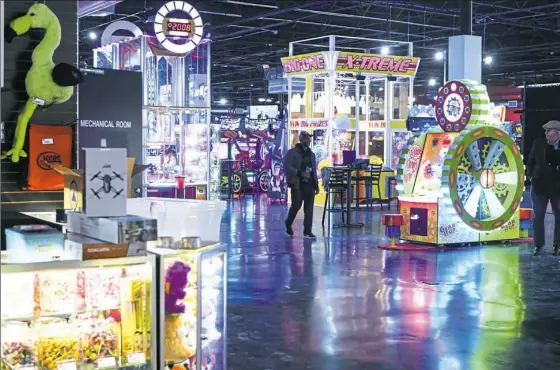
381, 46, 390, 55
435, 51, 444, 61
88, 31, 97, 40
429, 78, 437, 86
484, 56, 493, 65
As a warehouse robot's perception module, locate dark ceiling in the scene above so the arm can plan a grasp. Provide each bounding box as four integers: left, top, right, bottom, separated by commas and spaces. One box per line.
79, 0, 560, 106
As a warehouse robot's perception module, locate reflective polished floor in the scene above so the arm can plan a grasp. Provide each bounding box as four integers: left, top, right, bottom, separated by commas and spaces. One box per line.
222, 197, 560, 370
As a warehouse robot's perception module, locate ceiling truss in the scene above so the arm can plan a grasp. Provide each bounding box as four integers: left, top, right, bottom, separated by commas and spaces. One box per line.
79, 0, 560, 105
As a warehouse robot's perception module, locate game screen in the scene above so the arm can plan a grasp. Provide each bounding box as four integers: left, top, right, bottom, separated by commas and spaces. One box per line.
412, 133, 458, 196
249, 105, 278, 120
245, 118, 269, 132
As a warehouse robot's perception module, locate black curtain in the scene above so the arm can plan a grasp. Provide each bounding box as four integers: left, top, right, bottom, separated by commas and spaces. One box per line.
522, 86, 560, 162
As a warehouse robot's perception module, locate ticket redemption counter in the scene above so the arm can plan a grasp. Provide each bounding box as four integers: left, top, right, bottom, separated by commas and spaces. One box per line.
281, 36, 418, 206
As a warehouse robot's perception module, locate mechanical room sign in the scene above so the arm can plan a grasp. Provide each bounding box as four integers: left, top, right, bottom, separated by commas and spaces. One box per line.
77, 68, 143, 192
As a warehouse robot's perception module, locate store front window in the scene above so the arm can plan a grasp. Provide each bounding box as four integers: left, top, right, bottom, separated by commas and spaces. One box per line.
393, 78, 410, 119
368, 79, 385, 121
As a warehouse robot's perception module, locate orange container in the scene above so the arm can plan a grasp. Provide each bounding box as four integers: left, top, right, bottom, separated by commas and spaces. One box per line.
28, 124, 73, 191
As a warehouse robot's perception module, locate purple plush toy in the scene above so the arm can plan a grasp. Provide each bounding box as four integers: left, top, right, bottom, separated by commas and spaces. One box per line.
164, 260, 191, 314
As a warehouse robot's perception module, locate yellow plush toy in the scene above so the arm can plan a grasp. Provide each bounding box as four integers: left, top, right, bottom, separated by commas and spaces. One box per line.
164, 315, 195, 362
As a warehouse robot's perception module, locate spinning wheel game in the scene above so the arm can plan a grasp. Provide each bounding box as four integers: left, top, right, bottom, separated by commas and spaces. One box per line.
396, 80, 524, 246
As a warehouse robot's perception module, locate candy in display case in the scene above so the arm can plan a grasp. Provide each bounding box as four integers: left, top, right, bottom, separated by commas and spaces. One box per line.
150, 246, 226, 370
1, 256, 156, 370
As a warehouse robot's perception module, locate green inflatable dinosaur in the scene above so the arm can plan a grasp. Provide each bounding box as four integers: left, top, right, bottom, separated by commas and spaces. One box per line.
2, 3, 82, 163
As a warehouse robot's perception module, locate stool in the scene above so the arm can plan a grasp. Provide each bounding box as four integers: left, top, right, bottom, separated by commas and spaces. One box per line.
382, 214, 405, 247
353, 164, 383, 210
322, 167, 347, 228
519, 208, 533, 238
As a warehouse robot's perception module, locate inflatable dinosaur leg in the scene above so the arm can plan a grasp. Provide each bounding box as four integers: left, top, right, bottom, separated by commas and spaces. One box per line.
2, 99, 38, 163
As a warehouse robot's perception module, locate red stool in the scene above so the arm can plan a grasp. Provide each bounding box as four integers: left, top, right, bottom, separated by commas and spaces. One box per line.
382, 214, 405, 247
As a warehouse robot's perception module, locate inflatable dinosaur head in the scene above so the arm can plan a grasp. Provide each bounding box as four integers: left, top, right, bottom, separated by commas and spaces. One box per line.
5, 3, 57, 42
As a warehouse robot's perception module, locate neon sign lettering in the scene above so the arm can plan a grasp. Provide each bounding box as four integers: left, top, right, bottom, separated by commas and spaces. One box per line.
282, 54, 325, 74
338, 54, 418, 74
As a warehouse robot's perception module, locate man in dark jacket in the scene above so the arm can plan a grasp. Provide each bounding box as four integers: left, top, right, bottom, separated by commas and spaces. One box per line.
526, 120, 560, 256
284, 131, 320, 238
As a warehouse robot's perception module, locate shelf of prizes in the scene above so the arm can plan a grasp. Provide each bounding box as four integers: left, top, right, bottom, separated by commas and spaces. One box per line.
1, 244, 226, 370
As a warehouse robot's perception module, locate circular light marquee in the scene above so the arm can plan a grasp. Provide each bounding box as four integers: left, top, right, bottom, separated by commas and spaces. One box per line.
434, 80, 490, 133
154, 1, 203, 55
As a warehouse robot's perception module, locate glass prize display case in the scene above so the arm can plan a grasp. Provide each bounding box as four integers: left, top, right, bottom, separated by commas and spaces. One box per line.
93, 34, 219, 200
0, 256, 157, 370
150, 245, 226, 370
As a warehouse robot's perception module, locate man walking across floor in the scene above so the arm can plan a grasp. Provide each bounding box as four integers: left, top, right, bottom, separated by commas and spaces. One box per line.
284, 131, 320, 238
526, 120, 560, 256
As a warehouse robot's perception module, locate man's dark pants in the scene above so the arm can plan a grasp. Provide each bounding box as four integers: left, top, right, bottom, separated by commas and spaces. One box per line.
531, 185, 560, 247
286, 183, 315, 233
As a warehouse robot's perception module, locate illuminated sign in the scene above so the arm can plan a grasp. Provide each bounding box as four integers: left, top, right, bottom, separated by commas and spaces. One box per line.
336, 52, 420, 77
358, 120, 387, 130
281, 52, 326, 75
154, 1, 203, 55
289, 119, 328, 129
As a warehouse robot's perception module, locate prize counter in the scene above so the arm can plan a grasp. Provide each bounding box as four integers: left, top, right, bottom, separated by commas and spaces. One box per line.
1, 256, 157, 370
0, 245, 227, 370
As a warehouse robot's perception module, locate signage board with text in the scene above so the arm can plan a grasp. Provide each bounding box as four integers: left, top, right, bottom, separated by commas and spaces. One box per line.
281, 52, 326, 75
289, 119, 329, 129
336, 52, 420, 77
282, 51, 420, 78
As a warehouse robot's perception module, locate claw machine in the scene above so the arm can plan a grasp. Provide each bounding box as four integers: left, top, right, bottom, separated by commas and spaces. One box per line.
93, 3, 220, 200
150, 246, 227, 370
282, 35, 419, 205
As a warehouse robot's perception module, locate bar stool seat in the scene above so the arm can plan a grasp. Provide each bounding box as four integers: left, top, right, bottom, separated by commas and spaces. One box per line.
352, 164, 384, 210
322, 167, 347, 228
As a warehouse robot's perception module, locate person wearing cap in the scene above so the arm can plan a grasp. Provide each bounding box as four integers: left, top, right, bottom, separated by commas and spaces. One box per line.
284, 131, 320, 238
526, 120, 560, 255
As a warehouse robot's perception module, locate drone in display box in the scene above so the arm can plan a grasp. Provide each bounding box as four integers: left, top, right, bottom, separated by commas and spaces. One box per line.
394, 80, 526, 246
90, 169, 125, 199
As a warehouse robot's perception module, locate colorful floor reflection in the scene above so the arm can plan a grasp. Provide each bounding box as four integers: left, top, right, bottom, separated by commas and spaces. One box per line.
223, 196, 560, 370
